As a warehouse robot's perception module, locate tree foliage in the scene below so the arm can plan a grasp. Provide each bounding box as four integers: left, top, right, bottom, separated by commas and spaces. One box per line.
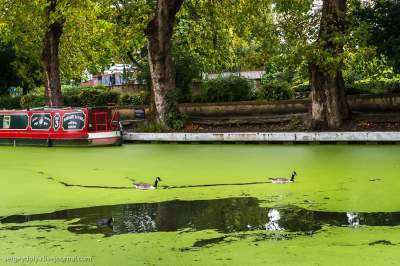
0, 0, 115, 86
354, 0, 400, 73
175, 0, 277, 72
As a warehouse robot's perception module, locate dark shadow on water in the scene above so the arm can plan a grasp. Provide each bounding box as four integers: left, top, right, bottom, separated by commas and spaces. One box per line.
57, 181, 273, 190
192, 236, 229, 247
162, 182, 272, 189
58, 181, 133, 190
1, 197, 400, 237
368, 240, 396, 246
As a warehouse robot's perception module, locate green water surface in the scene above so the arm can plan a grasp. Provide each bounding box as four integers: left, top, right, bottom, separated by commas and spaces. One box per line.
1, 144, 400, 265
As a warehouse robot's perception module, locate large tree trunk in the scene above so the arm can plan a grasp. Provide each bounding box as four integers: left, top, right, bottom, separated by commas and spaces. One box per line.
146, 0, 183, 127
42, 0, 64, 107
310, 0, 349, 129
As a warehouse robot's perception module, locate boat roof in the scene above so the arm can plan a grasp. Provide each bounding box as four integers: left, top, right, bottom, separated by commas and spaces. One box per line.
0, 106, 116, 112
29, 107, 85, 111
0, 107, 86, 112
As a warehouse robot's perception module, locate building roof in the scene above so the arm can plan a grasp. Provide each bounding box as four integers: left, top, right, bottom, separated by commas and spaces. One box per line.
103, 64, 135, 75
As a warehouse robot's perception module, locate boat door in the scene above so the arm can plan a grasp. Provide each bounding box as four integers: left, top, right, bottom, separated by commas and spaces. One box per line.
93, 111, 109, 131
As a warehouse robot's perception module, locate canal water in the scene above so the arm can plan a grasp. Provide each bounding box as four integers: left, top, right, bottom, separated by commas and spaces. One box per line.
2, 197, 400, 237
0, 144, 400, 265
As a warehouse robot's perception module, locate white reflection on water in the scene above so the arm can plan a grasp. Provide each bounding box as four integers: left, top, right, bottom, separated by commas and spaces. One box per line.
347, 212, 360, 227
266, 209, 284, 231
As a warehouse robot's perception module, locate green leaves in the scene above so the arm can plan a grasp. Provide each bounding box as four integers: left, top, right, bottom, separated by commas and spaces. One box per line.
0, 0, 117, 85
175, 0, 276, 72
0, 0, 398, 94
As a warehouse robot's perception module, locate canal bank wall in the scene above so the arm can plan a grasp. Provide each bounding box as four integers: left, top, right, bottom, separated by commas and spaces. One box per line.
179, 94, 400, 117
123, 132, 400, 143
118, 94, 400, 126
119, 94, 400, 119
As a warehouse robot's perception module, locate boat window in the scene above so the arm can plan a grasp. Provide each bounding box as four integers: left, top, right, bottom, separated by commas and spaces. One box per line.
3, 116, 10, 129
62, 112, 86, 131
0, 115, 29, 130
30, 114, 52, 130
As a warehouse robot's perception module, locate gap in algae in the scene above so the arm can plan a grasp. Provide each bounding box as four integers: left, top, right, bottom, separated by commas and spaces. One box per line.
1, 197, 400, 237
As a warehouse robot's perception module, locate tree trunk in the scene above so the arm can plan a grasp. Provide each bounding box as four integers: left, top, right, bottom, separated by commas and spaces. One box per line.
42, 0, 64, 107
310, 0, 349, 129
146, 0, 183, 127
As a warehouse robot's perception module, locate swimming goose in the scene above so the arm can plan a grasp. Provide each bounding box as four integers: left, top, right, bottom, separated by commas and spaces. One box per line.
269, 171, 297, 184
134, 177, 162, 190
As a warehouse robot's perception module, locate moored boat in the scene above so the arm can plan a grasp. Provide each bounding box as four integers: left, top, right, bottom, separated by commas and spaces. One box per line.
0, 107, 122, 147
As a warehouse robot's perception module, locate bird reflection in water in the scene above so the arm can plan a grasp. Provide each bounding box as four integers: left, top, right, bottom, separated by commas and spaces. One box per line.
4, 198, 400, 237
266, 209, 284, 231
347, 212, 361, 227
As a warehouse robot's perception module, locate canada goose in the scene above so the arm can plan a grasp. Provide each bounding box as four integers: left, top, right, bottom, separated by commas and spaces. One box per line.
269, 171, 297, 184
134, 177, 162, 190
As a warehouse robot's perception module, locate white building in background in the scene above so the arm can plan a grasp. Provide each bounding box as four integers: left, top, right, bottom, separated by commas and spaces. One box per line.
81, 64, 138, 87
204, 70, 265, 81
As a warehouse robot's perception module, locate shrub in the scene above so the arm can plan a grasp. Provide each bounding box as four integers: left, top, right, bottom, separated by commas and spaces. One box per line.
291, 82, 310, 93
96, 90, 120, 106
291, 82, 310, 99
346, 78, 400, 95
62, 87, 82, 107
120, 92, 146, 106
77, 89, 101, 106
63, 94, 81, 107
79, 89, 120, 107
255, 81, 294, 101
137, 122, 166, 133
20, 86, 121, 108
20, 94, 45, 108
165, 90, 186, 130
175, 53, 201, 102
198, 76, 253, 102
0, 96, 22, 109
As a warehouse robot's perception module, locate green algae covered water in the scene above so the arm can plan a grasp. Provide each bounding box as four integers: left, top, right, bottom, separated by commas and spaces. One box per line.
1, 144, 400, 265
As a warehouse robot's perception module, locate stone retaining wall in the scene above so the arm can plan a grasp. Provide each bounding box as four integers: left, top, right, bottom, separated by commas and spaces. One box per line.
124, 132, 400, 143
179, 94, 400, 116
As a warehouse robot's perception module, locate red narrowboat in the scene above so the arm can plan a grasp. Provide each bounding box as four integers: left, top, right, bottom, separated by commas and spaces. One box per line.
0, 107, 122, 147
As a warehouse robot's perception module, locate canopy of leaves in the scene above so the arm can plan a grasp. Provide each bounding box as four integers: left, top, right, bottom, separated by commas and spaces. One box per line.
354, 0, 400, 73
175, 0, 278, 72
0, 0, 115, 86
1, 0, 399, 94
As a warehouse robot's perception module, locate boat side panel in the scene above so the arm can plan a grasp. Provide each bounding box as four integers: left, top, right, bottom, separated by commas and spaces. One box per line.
0, 108, 122, 146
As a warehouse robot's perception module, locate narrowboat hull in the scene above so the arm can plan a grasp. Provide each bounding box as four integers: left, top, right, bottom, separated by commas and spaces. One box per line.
0, 107, 122, 147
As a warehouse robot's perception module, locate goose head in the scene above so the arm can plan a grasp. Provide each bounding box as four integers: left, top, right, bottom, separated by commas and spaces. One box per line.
290, 171, 297, 182
153, 177, 162, 188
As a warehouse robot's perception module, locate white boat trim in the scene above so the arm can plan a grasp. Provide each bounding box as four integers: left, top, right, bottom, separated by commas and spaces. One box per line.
88, 131, 121, 140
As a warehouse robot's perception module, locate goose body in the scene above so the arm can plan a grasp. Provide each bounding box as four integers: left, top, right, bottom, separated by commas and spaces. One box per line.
269, 171, 297, 184
134, 177, 162, 190
134, 183, 156, 190
270, 178, 293, 184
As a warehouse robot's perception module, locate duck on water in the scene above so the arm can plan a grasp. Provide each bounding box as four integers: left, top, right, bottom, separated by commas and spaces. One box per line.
134, 177, 162, 190
269, 171, 297, 184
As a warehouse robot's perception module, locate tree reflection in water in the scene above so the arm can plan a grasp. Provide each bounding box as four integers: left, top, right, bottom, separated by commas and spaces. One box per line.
2, 197, 400, 236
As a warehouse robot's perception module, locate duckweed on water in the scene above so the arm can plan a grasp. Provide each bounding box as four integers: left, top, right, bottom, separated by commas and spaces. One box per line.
1, 144, 400, 265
